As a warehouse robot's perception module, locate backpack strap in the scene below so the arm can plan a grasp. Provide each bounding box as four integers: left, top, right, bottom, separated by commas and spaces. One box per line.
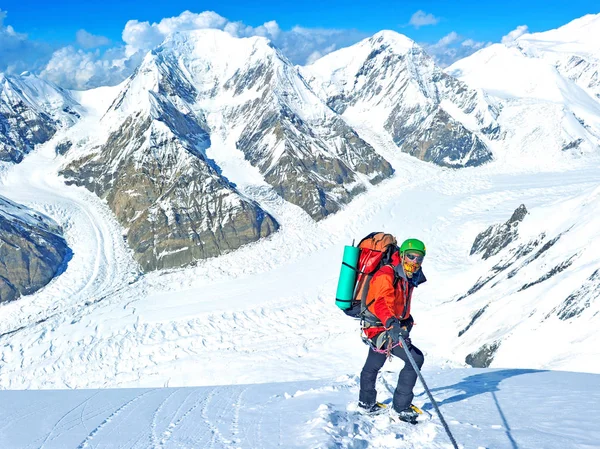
342, 261, 360, 272
359, 273, 384, 329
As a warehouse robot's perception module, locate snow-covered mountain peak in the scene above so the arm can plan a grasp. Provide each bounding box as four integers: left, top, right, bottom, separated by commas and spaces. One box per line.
303, 30, 417, 90
160, 28, 277, 62
504, 14, 600, 103
0, 72, 82, 162
106, 28, 289, 121
302, 31, 500, 167
61, 27, 392, 271
448, 43, 573, 101
1, 72, 79, 114
447, 16, 600, 164
369, 29, 416, 52
516, 13, 600, 56
156, 28, 279, 82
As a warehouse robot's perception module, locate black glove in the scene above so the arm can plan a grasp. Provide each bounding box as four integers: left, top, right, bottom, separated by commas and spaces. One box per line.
385, 318, 409, 345
400, 315, 414, 333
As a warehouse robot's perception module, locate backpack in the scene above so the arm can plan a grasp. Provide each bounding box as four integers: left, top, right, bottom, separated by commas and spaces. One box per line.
340, 232, 398, 321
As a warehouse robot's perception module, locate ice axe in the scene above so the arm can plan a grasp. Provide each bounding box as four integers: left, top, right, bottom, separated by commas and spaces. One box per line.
398, 334, 459, 449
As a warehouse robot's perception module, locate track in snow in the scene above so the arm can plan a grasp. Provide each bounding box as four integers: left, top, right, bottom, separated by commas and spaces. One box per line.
2, 369, 599, 448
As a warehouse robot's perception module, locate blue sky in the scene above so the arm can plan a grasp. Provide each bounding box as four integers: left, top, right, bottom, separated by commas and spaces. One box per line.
2, 0, 597, 45
0, 1, 598, 89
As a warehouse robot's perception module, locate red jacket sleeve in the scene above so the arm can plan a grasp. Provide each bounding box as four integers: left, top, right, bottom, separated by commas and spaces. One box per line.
369, 268, 396, 326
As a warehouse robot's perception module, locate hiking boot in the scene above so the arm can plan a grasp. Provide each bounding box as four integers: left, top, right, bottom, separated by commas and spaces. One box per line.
393, 406, 420, 424
358, 401, 388, 415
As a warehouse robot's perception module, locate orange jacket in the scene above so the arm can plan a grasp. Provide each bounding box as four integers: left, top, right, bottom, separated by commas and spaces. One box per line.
363, 252, 424, 340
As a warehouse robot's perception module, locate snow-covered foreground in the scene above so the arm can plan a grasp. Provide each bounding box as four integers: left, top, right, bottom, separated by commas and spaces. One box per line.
1, 368, 599, 449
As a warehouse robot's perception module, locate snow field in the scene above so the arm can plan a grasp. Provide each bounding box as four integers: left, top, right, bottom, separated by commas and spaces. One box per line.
1, 369, 599, 448
2, 114, 599, 390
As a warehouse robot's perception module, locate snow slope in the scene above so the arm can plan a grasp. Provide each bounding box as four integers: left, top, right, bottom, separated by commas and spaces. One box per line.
447, 14, 600, 168
1, 121, 600, 390
1, 369, 599, 449
302, 31, 500, 168
0, 90, 140, 340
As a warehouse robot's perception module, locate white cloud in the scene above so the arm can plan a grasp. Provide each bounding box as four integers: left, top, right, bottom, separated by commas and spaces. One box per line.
38, 10, 368, 89
436, 31, 459, 47
0, 8, 53, 74
305, 44, 337, 65
275, 26, 366, 65
76, 30, 111, 49
3, 8, 364, 87
409, 10, 440, 28
119, 11, 364, 64
501, 25, 529, 45
40, 46, 136, 90
424, 31, 491, 67
462, 39, 486, 49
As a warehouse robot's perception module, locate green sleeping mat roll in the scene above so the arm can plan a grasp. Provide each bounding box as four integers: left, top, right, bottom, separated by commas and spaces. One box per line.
335, 245, 360, 310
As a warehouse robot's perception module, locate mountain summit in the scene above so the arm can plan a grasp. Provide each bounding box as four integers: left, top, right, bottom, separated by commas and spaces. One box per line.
0, 73, 80, 163
302, 30, 501, 167
61, 29, 393, 270
448, 14, 600, 164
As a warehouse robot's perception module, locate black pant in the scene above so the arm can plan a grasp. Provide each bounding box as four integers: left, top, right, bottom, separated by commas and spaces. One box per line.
359, 343, 424, 412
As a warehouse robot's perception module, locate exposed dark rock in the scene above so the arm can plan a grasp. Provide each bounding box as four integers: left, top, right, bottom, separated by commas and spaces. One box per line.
0, 98, 56, 163
470, 204, 528, 259
518, 255, 577, 291
0, 74, 80, 163
227, 57, 393, 221
386, 106, 493, 168
507, 233, 561, 278
465, 341, 500, 368
62, 111, 278, 272
551, 269, 600, 321
457, 275, 497, 301
458, 305, 488, 337
561, 138, 584, 152
55, 140, 72, 155
236, 102, 393, 220
459, 232, 549, 301
303, 35, 501, 168
0, 195, 71, 303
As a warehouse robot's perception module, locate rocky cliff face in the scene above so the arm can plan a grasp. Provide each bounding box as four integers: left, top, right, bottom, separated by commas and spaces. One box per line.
302, 31, 501, 168
0, 73, 80, 163
0, 195, 71, 303
158, 30, 393, 220
470, 204, 528, 259
61, 29, 395, 271
62, 96, 278, 271
453, 185, 600, 369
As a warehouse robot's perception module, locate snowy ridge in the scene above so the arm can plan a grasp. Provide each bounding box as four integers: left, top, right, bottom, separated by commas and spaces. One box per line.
59, 33, 281, 271
56, 29, 394, 271
0, 72, 82, 163
155, 29, 393, 218
448, 182, 600, 371
302, 31, 501, 167
0, 72, 80, 120
448, 14, 600, 168
0, 194, 63, 234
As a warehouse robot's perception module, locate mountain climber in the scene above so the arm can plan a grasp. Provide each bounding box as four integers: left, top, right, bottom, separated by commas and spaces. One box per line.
358, 238, 427, 423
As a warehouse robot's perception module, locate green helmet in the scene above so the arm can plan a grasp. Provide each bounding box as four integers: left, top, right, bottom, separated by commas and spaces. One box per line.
399, 238, 426, 256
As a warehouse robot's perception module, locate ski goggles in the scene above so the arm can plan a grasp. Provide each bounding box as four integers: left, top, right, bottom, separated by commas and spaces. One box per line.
404, 252, 424, 264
